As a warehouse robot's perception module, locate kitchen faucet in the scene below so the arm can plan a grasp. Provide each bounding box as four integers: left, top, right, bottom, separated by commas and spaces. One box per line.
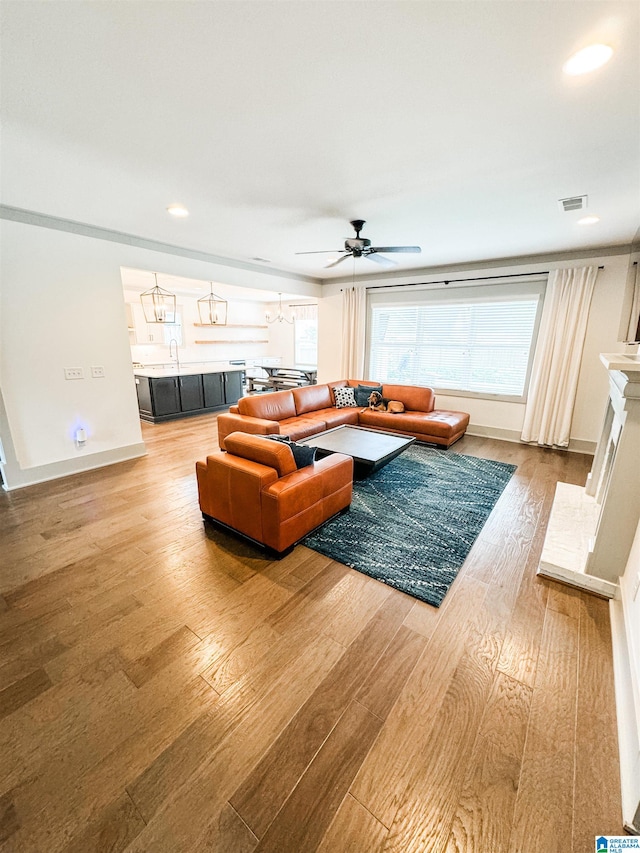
169, 338, 180, 372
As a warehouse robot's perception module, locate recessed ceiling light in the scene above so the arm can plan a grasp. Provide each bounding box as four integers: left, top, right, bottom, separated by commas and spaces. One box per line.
166, 204, 189, 217
563, 44, 613, 76
577, 215, 600, 225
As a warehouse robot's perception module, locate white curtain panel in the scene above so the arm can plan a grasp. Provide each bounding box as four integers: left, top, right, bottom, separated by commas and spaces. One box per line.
625, 261, 640, 342
521, 266, 598, 448
341, 286, 367, 378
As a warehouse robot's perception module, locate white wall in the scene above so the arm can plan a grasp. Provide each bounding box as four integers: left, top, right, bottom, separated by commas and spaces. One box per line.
0, 219, 319, 489
317, 292, 343, 381
612, 518, 640, 828
572, 256, 631, 443
1, 223, 143, 474
318, 252, 632, 449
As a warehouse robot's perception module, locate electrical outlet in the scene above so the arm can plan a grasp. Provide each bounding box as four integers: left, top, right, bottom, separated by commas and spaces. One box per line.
64, 368, 84, 380
91, 366, 105, 378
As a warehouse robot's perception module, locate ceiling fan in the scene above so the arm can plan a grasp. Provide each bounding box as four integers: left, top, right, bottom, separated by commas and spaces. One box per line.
296, 219, 421, 269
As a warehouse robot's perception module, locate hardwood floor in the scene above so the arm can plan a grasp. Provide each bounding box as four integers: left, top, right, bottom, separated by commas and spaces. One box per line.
0, 415, 623, 852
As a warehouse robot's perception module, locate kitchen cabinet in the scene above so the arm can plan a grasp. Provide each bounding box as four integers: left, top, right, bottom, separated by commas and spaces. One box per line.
135, 374, 153, 417
130, 303, 182, 344
125, 303, 135, 335
178, 375, 204, 411
203, 373, 225, 408
150, 377, 181, 417
135, 369, 244, 423
224, 370, 243, 404
203, 370, 242, 409
131, 303, 161, 344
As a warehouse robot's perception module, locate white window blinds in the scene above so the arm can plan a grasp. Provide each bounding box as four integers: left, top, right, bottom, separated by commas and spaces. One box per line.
369, 290, 542, 398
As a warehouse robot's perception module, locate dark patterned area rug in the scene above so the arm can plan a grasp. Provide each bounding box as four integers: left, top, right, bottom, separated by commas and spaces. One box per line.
303, 445, 516, 607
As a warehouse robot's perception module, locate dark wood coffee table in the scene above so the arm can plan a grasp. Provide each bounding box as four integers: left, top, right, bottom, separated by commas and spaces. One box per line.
297, 425, 415, 479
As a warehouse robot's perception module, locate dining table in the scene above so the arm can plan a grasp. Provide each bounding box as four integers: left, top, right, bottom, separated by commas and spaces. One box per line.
247, 365, 317, 391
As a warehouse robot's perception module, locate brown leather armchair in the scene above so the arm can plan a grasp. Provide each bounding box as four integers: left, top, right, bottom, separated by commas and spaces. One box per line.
196, 432, 353, 555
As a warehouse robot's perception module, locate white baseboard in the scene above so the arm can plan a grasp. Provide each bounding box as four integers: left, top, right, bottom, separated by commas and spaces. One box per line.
466, 424, 523, 444
467, 424, 596, 455
1, 443, 147, 491
537, 561, 618, 598
566, 436, 598, 454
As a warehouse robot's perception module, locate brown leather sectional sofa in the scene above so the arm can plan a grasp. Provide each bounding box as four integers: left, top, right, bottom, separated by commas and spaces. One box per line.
217, 380, 470, 449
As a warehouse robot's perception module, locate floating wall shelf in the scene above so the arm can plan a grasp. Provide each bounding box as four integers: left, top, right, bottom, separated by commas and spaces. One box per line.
195, 340, 268, 344
193, 323, 268, 329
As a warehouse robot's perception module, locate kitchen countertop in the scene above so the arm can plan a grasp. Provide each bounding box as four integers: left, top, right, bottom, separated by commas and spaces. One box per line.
134, 364, 245, 378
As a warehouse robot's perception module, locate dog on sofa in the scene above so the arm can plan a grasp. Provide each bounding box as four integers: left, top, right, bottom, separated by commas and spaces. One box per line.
367, 390, 405, 414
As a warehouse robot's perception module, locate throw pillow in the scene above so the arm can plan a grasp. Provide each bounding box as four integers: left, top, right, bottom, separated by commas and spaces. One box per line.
333, 386, 357, 409
264, 434, 317, 470
265, 433, 290, 443
289, 443, 317, 469
354, 384, 383, 407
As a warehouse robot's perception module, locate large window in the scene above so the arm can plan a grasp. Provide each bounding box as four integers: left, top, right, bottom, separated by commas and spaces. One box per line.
368, 282, 544, 399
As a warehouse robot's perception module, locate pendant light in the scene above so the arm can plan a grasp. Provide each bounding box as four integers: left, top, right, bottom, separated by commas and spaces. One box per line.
266, 293, 294, 324
140, 273, 177, 324
197, 283, 228, 325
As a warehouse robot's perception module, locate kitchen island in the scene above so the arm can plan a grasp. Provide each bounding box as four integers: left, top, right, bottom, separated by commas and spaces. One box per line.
134, 364, 244, 423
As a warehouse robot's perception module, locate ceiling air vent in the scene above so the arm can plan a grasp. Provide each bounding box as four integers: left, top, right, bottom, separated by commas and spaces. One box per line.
558, 195, 588, 213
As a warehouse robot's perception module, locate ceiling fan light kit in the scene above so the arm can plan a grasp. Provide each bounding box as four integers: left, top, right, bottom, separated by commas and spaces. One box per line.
296, 220, 421, 269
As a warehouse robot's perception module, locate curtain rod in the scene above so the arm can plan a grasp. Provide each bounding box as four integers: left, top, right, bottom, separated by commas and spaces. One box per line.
340, 266, 605, 291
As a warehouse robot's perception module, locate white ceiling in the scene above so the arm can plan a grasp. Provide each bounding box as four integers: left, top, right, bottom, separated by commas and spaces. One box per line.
1, 1, 638, 281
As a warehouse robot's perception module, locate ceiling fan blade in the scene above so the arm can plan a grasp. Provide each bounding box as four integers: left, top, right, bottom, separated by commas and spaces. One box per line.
366, 252, 397, 268
370, 246, 422, 254
295, 249, 342, 255
324, 254, 351, 269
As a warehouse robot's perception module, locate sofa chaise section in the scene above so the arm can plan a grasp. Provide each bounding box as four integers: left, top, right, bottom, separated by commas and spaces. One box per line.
356, 383, 470, 447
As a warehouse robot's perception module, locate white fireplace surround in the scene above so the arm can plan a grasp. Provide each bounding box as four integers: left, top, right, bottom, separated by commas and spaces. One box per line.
538, 352, 640, 596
